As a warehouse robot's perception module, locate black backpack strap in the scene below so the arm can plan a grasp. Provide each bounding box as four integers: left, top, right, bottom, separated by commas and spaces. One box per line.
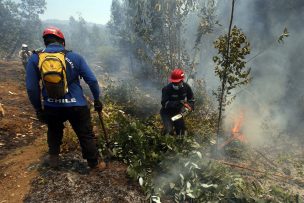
62, 49, 71, 54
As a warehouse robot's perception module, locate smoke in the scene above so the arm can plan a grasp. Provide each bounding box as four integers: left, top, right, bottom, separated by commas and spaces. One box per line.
213, 0, 304, 144
182, 0, 304, 144
104, 0, 304, 132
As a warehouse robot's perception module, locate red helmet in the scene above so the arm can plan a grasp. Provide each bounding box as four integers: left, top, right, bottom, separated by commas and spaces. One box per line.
42, 26, 65, 40
170, 68, 185, 83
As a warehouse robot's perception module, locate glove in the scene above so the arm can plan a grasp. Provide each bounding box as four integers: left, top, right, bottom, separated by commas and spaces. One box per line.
94, 99, 103, 112
36, 109, 47, 123
183, 102, 193, 111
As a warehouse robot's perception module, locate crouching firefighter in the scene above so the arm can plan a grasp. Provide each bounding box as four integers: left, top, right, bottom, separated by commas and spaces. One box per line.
160, 68, 195, 136
25, 26, 106, 171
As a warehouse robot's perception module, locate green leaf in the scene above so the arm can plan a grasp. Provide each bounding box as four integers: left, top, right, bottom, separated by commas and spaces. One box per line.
186, 193, 196, 198
201, 183, 218, 188
196, 151, 202, 159
169, 182, 175, 189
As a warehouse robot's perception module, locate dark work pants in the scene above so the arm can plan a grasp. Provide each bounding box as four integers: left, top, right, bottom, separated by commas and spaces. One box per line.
160, 109, 186, 136
44, 106, 98, 165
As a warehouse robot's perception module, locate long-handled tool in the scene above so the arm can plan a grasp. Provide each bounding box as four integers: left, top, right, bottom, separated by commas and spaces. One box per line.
97, 111, 113, 161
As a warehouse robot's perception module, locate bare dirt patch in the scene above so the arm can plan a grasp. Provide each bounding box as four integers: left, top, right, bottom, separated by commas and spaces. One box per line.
0, 136, 47, 203
0, 61, 44, 159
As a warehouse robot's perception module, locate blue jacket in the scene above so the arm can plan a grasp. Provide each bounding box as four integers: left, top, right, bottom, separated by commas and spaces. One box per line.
26, 43, 100, 110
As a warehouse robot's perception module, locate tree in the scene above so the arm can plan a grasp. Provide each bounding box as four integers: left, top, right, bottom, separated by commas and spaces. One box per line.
68, 16, 91, 58
212, 0, 251, 152
108, 0, 143, 76
109, 0, 200, 83
189, 0, 218, 80
0, 0, 46, 59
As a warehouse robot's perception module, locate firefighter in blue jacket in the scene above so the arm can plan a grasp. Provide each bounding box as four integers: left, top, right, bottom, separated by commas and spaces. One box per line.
26, 26, 106, 171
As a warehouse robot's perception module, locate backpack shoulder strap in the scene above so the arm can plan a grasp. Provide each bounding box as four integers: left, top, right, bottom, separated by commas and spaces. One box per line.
32, 48, 45, 55
62, 49, 72, 55
33, 48, 71, 55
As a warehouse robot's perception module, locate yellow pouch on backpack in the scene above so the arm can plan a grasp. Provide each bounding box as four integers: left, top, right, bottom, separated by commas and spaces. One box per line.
38, 52, 68, 99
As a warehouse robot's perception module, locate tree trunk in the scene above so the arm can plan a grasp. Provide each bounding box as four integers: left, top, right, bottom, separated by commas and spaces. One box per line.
177, 5, 181, 66
169, 21, 173, 70
129, 54, 135, 77
216, 0, 235, 155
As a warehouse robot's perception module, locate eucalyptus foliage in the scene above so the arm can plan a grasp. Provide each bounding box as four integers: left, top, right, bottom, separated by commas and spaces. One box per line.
213, 26, 251, 95
109, 0, 216, 82
0, 0, 46, 58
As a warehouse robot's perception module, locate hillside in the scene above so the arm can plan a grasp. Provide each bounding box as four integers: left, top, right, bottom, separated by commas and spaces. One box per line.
1, 58, 304, 202
0, 61, 145, 203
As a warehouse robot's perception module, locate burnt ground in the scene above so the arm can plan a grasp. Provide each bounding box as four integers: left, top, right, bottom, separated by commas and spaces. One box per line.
24, 153, 144, 203
221, 139, 304, 198
0, 61, 145, 203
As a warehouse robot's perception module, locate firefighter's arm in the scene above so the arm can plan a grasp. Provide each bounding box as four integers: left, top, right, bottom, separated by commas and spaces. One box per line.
186, 85, 195, 111
77, 54, 100, 100
161, 88, 169, 107
25, 55, 42, 111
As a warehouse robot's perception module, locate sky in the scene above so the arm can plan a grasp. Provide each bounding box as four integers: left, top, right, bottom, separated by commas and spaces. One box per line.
41, 0, 112, 24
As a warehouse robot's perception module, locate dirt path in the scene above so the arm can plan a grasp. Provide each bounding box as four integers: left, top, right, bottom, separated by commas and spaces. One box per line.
0, 136, 47, 203
0, 60, 47, 202
0, 60, 43, 159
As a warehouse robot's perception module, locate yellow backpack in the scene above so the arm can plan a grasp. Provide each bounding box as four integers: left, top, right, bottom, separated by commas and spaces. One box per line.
38, 51, 68, 99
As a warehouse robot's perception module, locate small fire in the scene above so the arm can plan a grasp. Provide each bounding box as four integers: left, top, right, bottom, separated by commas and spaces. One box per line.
230, 111, 246, 143
220, 110, 247, 148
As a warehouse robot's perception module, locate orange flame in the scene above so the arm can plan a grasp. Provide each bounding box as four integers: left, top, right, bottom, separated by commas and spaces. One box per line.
230, 111, 246, 143
220, 110, 247, 148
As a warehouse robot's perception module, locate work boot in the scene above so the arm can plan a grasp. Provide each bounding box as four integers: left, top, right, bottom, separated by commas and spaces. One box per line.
44, 154, 60, 168
88, 158, 107, 172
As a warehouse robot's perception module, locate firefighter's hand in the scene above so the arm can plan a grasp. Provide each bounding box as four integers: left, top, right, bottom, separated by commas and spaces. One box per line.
183, 102, 193, 111
94, 99, 103, 112
36, 109, 47, 123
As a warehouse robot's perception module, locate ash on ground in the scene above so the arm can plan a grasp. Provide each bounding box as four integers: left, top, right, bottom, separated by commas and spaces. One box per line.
24, 152, 145, 203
